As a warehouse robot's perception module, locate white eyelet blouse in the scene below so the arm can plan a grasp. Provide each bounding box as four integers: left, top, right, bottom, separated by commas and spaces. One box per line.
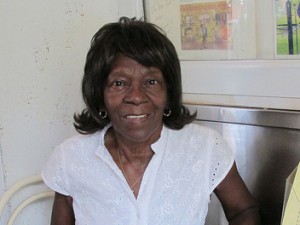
42, 123, 234, 225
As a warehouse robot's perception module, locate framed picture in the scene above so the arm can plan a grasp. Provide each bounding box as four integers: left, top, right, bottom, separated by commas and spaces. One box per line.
144, 0, 256, 60
275, 0, 300, 59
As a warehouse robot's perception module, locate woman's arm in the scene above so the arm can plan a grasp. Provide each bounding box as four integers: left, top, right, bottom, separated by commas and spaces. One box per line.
214, 162, 261, 225
50, 192, 75, 225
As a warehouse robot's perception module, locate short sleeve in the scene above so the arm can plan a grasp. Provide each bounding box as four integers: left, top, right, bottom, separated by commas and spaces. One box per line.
208, 129, 234, 193
41, 145, 71, 196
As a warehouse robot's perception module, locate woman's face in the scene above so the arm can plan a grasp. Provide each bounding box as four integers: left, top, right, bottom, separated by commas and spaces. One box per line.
104, 55, 167, 144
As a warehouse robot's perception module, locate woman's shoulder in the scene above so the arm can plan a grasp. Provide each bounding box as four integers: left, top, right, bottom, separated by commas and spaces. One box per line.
63, 131, 100, 146
165, 123, 223, 149
171, 123, 219, 137
57, 130, 102, 155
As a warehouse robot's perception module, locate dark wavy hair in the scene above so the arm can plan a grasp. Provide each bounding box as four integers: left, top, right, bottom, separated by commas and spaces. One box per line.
74, 17, 196, 134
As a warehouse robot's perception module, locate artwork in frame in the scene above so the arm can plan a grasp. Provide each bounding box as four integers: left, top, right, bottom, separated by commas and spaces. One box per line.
180, 1, 232, 51
144, 0, 256, 60
275, 0, 300, 58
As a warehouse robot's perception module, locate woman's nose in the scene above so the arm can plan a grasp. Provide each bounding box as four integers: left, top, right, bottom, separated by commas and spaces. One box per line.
124, 84, 148, 105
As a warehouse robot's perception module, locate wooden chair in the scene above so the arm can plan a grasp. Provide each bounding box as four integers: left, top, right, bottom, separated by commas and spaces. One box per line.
0, 175, 54, 225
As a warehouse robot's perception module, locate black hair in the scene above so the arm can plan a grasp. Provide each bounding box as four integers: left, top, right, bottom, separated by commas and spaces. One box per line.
74, 17, 196, 134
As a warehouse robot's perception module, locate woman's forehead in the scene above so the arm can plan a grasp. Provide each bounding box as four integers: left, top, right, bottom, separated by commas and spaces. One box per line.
109, 55, 162, 76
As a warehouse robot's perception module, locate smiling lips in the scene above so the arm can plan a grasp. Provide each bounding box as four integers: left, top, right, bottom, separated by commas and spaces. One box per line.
125, 114, 147, 119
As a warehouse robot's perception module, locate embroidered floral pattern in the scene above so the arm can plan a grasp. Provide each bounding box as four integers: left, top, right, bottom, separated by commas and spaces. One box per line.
42, 123, 234, 225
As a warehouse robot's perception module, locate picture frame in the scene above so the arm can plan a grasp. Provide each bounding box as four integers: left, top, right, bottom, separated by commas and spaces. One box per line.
275, 0, 300, 59
144, 0, 256, 60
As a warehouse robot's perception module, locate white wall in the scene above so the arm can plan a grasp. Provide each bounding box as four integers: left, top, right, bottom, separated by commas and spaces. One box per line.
0, 0, 142, 223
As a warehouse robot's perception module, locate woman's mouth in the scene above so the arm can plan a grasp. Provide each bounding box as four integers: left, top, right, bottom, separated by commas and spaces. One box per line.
126, 114, 147, 119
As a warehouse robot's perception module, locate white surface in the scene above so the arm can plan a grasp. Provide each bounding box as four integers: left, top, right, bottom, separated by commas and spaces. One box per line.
0, 0, 142, 224
181, 60, 300, 110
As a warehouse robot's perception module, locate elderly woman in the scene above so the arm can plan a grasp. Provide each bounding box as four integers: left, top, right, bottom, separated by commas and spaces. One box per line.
42, 17, 260, 224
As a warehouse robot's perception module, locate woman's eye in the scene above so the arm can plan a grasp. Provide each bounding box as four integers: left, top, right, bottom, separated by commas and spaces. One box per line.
147, 79, 158, 85
113, 80, 124, 86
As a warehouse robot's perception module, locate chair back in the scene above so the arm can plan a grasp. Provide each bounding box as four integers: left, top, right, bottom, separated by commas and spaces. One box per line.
0, 175, 54, 225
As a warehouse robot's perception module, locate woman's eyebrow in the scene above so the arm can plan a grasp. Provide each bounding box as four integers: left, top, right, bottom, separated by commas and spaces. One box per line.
142, 67, 161, 75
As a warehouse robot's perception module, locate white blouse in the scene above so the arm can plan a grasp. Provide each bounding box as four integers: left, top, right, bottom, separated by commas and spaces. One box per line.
42, 123, 234, 225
